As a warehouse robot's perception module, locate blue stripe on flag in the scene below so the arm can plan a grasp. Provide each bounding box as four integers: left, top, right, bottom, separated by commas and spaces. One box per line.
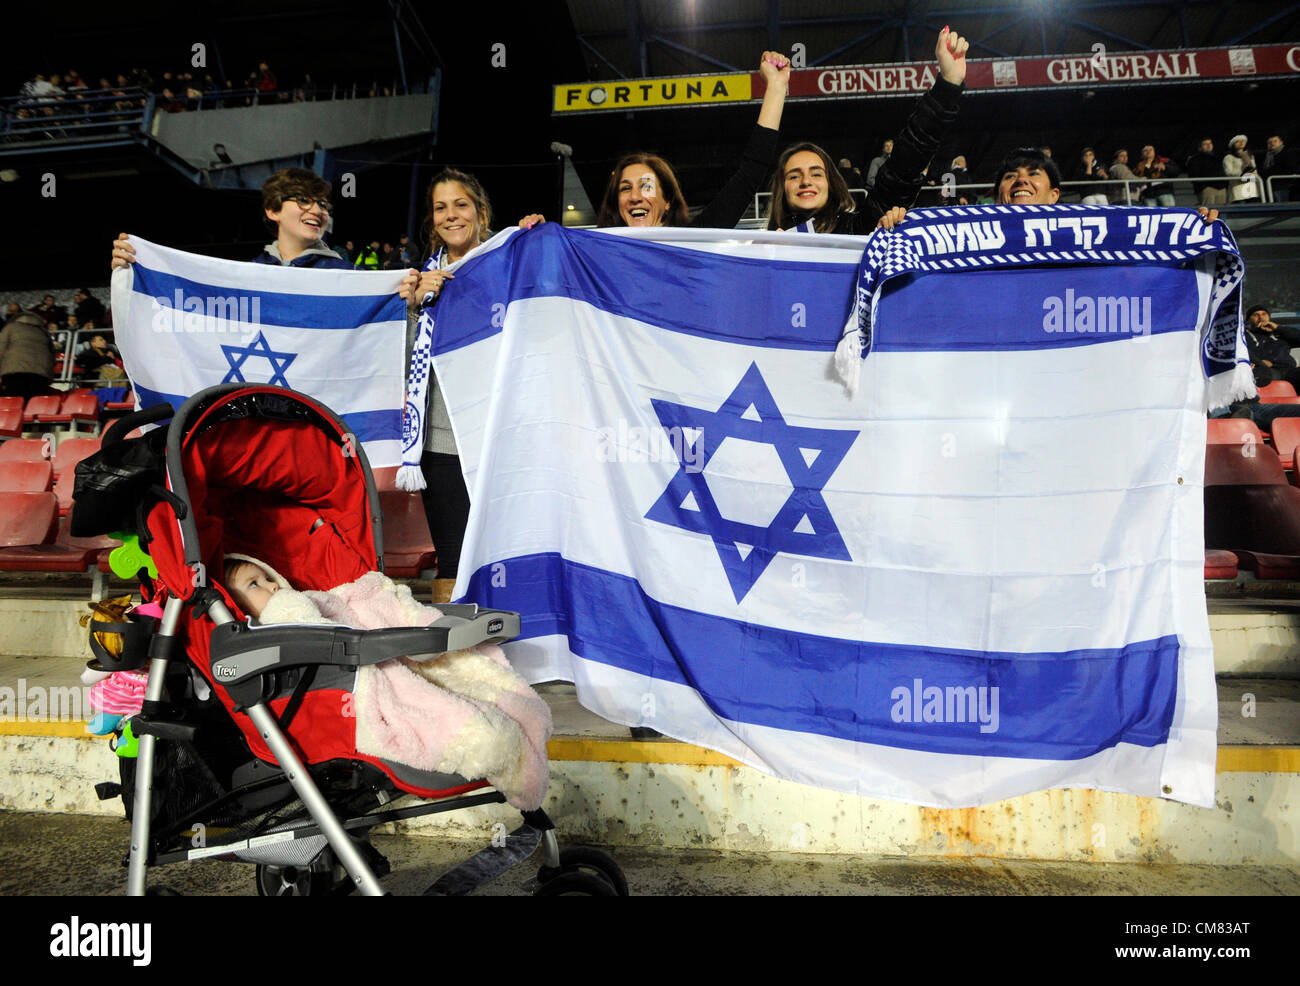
133, 383, 399, 444
132, 263, 405, 329
459, 552, 1180, 761
874, 264, 1199, 351
433, 224, 862, 355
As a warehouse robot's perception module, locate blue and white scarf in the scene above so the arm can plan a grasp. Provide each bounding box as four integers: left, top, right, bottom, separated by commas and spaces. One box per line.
834, 204, 1250, 408
396, 246, 446, 491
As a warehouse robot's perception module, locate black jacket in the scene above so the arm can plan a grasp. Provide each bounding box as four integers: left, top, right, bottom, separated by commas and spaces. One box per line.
1184, 150, 1226, 190
689, 124, 781, 230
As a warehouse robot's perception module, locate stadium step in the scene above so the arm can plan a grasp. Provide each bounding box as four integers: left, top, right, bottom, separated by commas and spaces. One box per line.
0, 587, 1296, 864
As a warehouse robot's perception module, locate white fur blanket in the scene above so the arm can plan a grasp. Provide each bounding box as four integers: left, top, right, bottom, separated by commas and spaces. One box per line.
254, 569, 551, 810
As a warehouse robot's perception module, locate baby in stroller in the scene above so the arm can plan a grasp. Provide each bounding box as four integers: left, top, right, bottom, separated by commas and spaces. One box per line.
222, 554, 551, 811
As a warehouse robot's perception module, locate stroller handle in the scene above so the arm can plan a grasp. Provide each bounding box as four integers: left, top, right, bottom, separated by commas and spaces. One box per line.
102, 402, 175, 449
208, 609, 522, 706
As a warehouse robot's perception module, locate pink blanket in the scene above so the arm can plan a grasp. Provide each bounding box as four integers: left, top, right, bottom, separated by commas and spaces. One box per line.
260, 572, 551, 810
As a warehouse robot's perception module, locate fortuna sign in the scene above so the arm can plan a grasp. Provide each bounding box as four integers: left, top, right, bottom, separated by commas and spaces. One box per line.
552, 43, 1300, 113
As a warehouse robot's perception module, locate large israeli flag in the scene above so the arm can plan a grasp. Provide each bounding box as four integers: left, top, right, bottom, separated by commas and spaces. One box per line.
437, 216, 1233, 809
110, 237, 407, 465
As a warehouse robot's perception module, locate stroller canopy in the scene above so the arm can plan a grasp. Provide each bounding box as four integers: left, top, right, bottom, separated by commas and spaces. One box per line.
144, 386, 383, 603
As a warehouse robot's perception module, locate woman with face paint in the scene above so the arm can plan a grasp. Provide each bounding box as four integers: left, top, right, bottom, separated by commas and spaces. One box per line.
765, 27, 968, 234
586, 51, 792, 230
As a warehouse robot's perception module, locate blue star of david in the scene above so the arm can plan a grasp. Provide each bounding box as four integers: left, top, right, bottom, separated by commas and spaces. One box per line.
645, 362, 858, 603
220, 331, 296, 388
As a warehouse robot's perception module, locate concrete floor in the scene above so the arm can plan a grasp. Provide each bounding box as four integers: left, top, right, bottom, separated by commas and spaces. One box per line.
3, 810, 1297, 897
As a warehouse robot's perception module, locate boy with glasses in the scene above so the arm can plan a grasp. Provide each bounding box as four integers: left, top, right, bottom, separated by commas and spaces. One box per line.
111, 167, 351, 271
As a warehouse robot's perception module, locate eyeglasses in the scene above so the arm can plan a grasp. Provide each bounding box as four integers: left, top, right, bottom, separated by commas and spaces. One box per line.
288, 195, 332, 213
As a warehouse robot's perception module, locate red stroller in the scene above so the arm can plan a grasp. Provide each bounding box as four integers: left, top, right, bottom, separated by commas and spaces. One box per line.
77, 384, 626, 896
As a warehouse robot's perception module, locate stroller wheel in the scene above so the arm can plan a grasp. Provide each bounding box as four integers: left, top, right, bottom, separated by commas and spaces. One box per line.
255, 849, 338, 897
537, 847, 629, 896
533, 871, 618, 896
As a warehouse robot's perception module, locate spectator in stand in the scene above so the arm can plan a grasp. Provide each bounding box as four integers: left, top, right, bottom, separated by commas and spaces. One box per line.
1243, 305, 1300, 385
29, 294, 66, 326
257, 62, 278, 99
1223, 135, 1259, 201
381, 242, 403, 269
1134, 145, 1180, 207
1261, 135, 1298, 201
46, 320, 67, 353
838, 157, 864, 189
73, 287, 105, 326
74, 333, 124, 381
1040, 146, 1052, 159
0, 309, 56, 399
159, 88, 185, 113
336, 240, 355, 265
354, 241, 381, 269
943, 155, 970, 204
867, 139, 893, 189
4, 303, 21, 321
1071, 147, 1109, 205
1108, 149, 1136, 202
1211, 305, 1300, 426
1184, 138, 1226, 206
397, 235, 415, 267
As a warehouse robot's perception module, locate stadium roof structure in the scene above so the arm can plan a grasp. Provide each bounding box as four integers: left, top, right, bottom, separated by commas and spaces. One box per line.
568, 0, 1300, 79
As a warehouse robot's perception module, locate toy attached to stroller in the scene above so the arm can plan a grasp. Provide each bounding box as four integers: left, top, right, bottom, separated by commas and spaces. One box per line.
74, 384, 626, 896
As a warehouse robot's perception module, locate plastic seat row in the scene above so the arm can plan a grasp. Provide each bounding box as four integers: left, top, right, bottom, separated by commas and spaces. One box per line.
0, 392, 104, 438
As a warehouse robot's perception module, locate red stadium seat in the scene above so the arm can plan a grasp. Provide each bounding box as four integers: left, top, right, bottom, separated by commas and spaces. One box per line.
0, 491, 57, 547
52, 437, 100, 480
0, 407, 21, 440
372, 466, 400, 492
0, 460, 53, 492
378, 490, 436, 578
0, 439, 50, 463
61, 392, 101, 431
1203, 442, 1287, 486
1257, 380, 1297, 400
1204, 550, 1238, 579
0, 397, 22, 416
1261, 396, 1300, 405
1273, 419, 1300, 473
22, 395, 63, 425
1206, 418, 1266, 448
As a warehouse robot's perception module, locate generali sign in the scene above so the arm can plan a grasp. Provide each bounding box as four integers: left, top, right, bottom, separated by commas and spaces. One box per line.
554, 43, 1300, 113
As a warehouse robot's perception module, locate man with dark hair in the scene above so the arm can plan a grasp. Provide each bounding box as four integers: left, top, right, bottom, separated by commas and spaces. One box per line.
867, 139, 894, 189
1072, 147, 1109, 205
29, 294, 66, 326
1244, 305, 1300, 384
1185, 138, 1227, 206
1261, 135, 1298, 202
73, 287, 105, 325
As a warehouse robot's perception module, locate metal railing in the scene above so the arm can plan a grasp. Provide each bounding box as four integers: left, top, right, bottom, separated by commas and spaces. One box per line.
751, 173, 1279, 221
1, 79, 437, 147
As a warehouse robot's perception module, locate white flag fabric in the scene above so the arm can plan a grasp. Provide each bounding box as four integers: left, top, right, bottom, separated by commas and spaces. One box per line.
430, 216, 1233, 808
110, 237, 408, 466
